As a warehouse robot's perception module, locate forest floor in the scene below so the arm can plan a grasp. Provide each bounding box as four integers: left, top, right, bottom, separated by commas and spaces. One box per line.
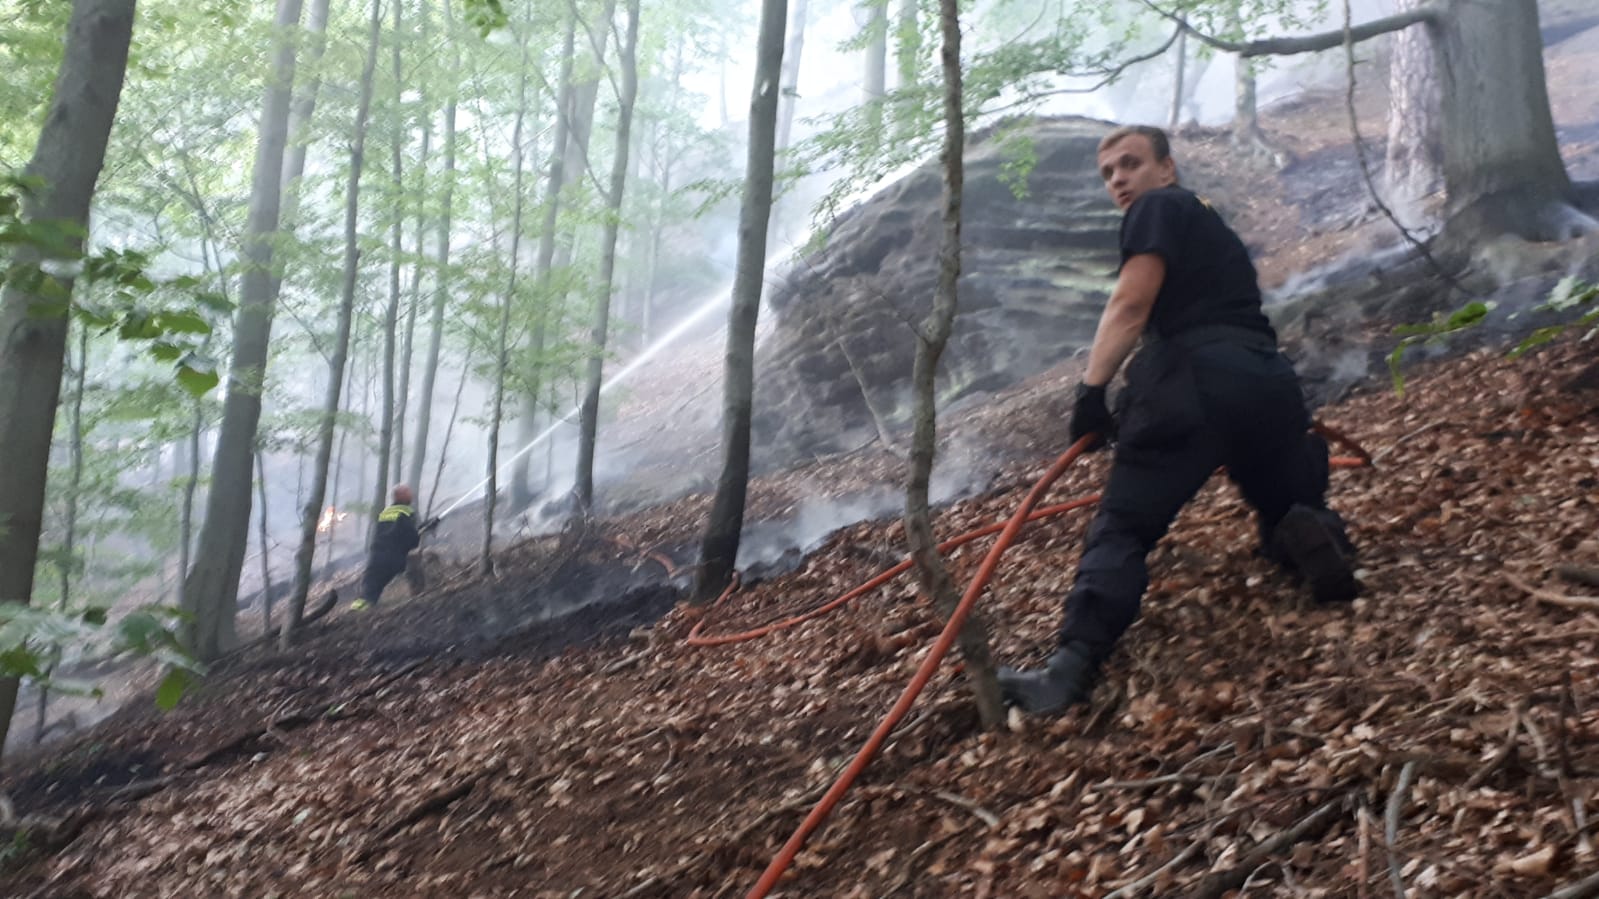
6, 16, 1599, 899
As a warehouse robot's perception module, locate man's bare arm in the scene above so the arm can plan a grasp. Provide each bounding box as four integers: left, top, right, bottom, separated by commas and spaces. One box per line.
1084, 253, 1165, 386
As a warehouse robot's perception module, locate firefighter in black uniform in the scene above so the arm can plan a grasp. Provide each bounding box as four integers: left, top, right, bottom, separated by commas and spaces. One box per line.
998, 125, 1358, 715
353, 484, 431, 610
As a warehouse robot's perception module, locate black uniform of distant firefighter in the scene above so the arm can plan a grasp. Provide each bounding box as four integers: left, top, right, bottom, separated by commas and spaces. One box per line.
353, 484, 430, 611
997, 125, 1360, 716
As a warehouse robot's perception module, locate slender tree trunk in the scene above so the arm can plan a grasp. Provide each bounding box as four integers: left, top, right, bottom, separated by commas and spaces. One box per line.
426, 362, 469, 517
182, 0, 305, 662
904, 0, 1003, 729
1168, 29, 1187, 132
776, 0, 808, 154
37, 323, 90, 743
407, 0, 456, 494
574, 0, 642, 510
862, 0, 888, 148
256, 452, 274, 634
0, 0, 137, 753
510, 13, 577, 509
371, 0, 405, 535
277, 0, 331, 234
482, 28, 534, 576
515, 0, 613, 507
284, 0, 381, 649
395, 0, 432, 486
693, 0, 786, 603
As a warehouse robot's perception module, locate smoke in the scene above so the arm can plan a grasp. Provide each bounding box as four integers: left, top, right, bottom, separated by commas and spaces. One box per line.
735, 486, 902, 571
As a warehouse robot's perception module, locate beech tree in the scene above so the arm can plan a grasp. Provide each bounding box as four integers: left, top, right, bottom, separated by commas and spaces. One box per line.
181, 0, 305, 661
901, 0, 1004, 729
694, 0, 786, 602
0, 0, 138, 757
1175, 0, 1595, 241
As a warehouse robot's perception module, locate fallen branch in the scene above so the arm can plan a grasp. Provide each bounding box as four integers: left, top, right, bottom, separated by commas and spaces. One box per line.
1555, 564, 1599, 590
1385, 760, 1419, 899
1504, 572, 1599, 612
374, 772, 486, 843
1189, 794, 1347, 899
1103, 839, 1204, 899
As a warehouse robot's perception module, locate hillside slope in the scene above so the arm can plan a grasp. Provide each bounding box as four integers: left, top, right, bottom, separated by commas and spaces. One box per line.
4, 328, 1597, 898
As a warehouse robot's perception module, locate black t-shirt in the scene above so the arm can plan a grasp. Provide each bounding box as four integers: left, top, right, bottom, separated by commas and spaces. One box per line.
1118, 186, 1274, 341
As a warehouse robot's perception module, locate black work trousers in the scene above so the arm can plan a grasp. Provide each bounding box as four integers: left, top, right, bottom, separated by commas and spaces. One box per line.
1058, 340, 1335, 654
360, 552, 407, 605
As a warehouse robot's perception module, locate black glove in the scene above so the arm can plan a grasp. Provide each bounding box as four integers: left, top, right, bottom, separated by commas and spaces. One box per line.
1069, 382, 1114, 448
419, 516, 442, 534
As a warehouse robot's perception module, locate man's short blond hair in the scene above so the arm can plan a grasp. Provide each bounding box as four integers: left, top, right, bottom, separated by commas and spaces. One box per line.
1098, 124, 1173, 162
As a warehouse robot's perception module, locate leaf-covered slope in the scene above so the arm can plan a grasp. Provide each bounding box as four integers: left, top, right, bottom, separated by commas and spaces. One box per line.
5, 331, 1598, 898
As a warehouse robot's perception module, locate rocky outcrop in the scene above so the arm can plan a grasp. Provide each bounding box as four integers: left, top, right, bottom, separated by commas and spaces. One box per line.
752, 118, 1124, 463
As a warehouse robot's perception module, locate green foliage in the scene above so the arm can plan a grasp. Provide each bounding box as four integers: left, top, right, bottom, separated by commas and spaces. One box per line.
0, 178, 231, 399
1386, 300, 1492, 396
460, 0, 508, 35
1509, 277, 1599, 356
0, 601, 202, 709
1388, 278, 1599, 395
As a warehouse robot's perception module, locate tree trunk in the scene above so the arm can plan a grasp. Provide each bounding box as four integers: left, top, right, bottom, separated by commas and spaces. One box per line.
1384, 0, 1443, 215
395, 0, 432, 487
510, 12, 577, 510
0, 0, 136, 753
182, 0, 305, 662
407, 0, 455, 495
901, 0, 1004, 730
776, 0, 808, 154
371, 0, 405, 537
1209, 0, 1584, 239
482, 27, 534, 577
277, 0, 331, 233
514, 0, 613, 508
38, 323, 91, 743
693, 0, 786, 603
862, 0, 887, 147
1435, 0, 1585, 239
1168, 29, 1186, 132
574, 0, 642, 510
284, 0, 381, 650
255, 452, 274, 635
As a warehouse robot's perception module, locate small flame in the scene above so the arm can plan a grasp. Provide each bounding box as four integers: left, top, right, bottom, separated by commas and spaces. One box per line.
315, 505, 347, 534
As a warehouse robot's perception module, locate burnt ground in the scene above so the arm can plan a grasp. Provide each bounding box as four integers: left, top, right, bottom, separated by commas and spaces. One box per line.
6, 22, 1599, 899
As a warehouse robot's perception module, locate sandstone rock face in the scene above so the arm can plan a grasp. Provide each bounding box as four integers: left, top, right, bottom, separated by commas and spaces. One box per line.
752, 118, 1123, 464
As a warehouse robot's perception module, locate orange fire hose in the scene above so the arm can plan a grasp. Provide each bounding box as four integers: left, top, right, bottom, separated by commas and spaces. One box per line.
735, 426, 1370, 897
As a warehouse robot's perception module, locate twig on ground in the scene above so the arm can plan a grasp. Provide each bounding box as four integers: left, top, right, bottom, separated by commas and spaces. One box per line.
881, 835, 953, 896
1103, 839, 1204, 898
602, 648, 651, 675
1385, 760, 1419, 899
1465, 701, 1528, 790
1504, 572, 1599, 612
923, 789, 1000, 829
1189, 793, 1348, 899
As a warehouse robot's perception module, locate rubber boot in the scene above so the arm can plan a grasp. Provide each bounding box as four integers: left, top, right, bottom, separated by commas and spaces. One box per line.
1271, 504, 1358, 604
997, 642, 1100, 716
